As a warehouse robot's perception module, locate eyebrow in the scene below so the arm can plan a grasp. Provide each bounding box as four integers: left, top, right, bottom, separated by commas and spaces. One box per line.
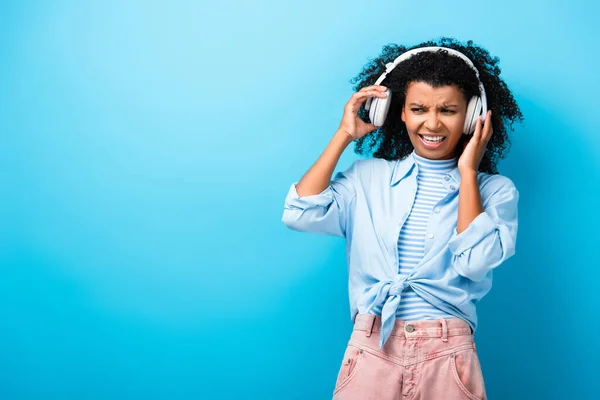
408, 103, 460, 108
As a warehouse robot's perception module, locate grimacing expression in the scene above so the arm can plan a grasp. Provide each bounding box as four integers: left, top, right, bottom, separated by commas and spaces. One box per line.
400, 81, 469, 160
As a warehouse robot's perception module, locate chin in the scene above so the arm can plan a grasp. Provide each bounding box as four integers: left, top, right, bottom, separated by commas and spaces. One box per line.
415, 146, 456, 160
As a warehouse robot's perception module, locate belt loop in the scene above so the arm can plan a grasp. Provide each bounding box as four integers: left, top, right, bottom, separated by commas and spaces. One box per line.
440, 319, 448, 342
365, 314, 376, 337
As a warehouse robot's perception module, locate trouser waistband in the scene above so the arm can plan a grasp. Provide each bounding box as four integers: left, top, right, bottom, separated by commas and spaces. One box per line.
353, 314, 473, 342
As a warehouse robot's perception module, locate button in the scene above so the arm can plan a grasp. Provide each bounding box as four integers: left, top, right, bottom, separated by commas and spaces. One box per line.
450, 185, 455, 190
427, 233, 434, 239
405, 325, 415, 333
434, 208, 440, 213
444, 176, 450, 181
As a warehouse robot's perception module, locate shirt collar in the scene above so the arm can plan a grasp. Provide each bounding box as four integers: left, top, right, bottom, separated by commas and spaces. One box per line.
389, 151, 462, 186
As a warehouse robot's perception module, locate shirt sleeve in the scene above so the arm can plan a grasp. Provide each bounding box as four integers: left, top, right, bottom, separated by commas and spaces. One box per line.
448, 177, 519, 282
281, 161, 359, 238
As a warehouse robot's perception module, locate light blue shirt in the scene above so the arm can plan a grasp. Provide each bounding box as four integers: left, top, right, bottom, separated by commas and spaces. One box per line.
377, 152, 458, 322
281, 150, 519, 349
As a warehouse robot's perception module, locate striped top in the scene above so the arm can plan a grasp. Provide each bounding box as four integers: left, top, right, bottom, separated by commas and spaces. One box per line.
370, 150, 457, 321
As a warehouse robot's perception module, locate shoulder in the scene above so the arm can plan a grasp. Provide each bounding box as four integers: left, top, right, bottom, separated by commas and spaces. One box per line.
343, 157, 396, 180
477, 172, 519, 203
478, 172, 517, 190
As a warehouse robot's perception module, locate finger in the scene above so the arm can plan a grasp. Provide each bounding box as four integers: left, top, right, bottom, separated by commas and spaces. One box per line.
350, 90, 388, 106
360, 85, 388, 92
345, 91, 386, 114
473, 116, 482, 141
353, 90, 388, 98
482, 110, 493, 141
462, 137, 471, 151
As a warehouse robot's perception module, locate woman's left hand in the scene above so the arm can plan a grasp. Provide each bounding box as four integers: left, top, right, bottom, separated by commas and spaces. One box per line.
458, 110, 493, 174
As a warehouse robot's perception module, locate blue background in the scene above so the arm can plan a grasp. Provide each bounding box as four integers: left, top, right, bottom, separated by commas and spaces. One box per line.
2, 0, 599, 399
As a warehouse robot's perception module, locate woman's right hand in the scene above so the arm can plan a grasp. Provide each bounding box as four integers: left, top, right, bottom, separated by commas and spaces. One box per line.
337, 85, 389, 141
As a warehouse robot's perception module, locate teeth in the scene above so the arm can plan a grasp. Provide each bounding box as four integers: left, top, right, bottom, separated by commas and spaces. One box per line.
421, 135, 445, 143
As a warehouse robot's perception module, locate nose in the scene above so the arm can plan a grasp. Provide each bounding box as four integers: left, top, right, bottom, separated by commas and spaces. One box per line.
424, 110, 441, 131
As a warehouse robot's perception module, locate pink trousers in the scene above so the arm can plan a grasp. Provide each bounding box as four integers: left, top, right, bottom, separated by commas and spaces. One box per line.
332, 314, 487, 400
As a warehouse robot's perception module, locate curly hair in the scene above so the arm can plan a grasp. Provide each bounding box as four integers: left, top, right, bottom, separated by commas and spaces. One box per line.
350, 37, 524, 174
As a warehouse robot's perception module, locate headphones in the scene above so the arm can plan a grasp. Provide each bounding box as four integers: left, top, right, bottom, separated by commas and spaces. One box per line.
364, 46, 488, 135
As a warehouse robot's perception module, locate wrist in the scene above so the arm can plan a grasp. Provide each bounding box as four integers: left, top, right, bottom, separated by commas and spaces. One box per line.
459, 168, 478, 181
335, 129, 355, 144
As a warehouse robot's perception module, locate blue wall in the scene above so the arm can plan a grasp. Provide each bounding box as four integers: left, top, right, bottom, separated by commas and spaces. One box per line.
1, 1, 599, 398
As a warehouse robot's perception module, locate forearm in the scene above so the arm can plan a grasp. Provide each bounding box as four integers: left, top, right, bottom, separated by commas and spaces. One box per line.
457, 170, 484, 234
295, 130, 354, 197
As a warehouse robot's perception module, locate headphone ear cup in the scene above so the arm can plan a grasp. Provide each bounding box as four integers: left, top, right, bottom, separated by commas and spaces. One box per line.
463, 96, 482, 134
370, 89, 392, 127
368, 97, 379, 125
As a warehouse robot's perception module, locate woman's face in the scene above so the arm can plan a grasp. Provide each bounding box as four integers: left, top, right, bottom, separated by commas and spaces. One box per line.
401, 81, 468, 160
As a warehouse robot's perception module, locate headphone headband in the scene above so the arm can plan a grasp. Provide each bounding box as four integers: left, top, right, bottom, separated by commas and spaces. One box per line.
376, 46, 471, 78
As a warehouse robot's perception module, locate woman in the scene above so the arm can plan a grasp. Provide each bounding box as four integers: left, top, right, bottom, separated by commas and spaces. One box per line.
281, 37, 523, 400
